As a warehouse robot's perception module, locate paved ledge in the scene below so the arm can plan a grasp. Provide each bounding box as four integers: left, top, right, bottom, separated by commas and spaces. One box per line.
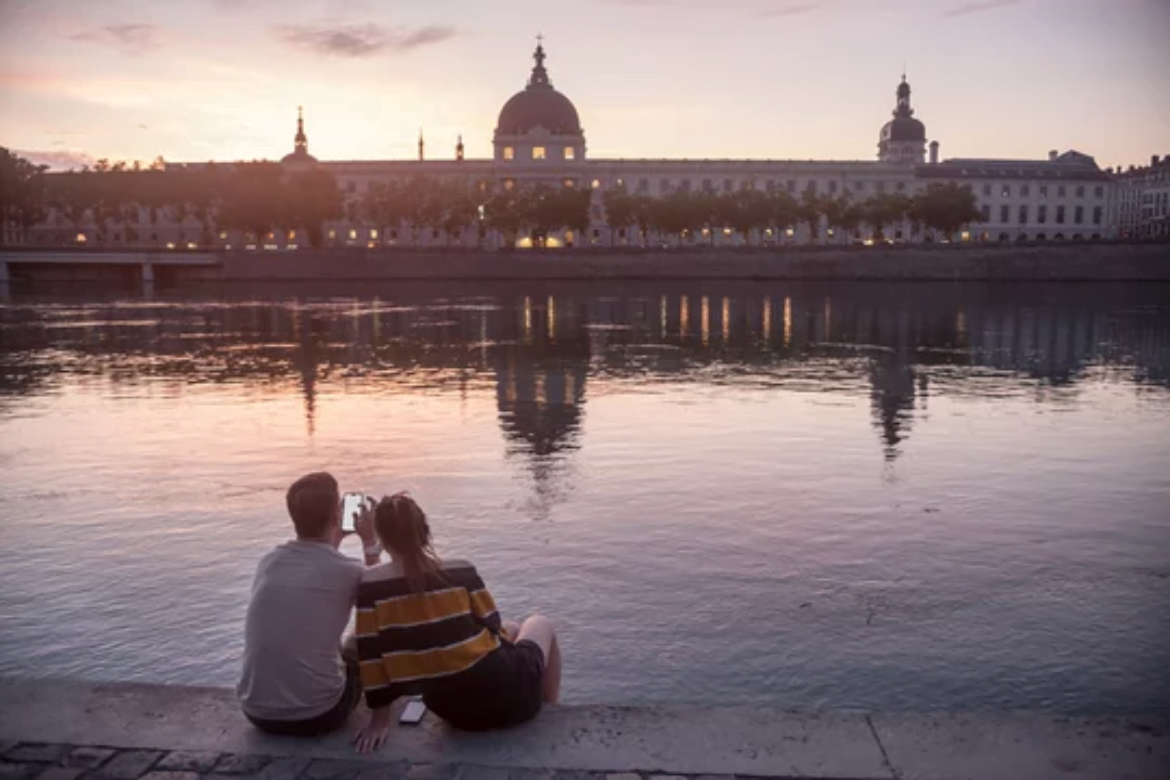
1, 680, 1167, 780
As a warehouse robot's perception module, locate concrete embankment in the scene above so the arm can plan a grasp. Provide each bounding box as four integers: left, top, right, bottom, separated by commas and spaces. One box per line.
1, 679, 1166, 779
218, 243, 1170, 283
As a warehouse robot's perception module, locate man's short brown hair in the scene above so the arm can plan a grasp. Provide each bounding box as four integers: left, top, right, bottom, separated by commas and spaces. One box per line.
286, 472, 340, 539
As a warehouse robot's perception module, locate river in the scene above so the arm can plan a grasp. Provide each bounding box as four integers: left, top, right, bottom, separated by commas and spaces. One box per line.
1, 280, 1168, 714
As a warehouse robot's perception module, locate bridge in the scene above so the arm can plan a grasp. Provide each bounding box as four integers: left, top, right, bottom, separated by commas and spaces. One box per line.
0, 250, 222, 294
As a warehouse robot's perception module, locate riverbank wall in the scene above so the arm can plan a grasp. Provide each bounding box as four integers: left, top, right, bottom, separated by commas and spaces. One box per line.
1, 679, 1166, 779
218, 242, 1170, 283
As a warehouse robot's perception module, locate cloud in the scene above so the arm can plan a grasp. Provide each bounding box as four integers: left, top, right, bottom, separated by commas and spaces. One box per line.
69, 24, 159, 55
274, 23, 456, 57
942, 0, 1022, 18
15, 149, 96, 171
607, 0, 822, 17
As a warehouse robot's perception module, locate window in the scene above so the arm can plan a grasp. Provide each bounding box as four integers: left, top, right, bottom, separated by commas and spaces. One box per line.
896, 182, 905, 192
533, 147, 547, 160
369, 229, 378, 240
829, 181, 838, 195
1074, 205, 1084, 224
346, 182, 356, 194
638, 179, 649, 193
999, 205, 1009, 223
328, 229, 336, 240
660, 179, 671, 193
981, 205, 992, 222
853, 181, 866, 193
876, 182, 887, 193
1021, 185, 1030, 197
1056, 205, 1066, 224
983, 184, 992, 196
723, 179, 733, 193
218, 230, 228, 240
702, 179, 713, 193
1001, 185, 1011, 198
592, 179, 602, 189
348, 229, 357, 240
786, 180, 796, 193
616, 178, 625, 189
1094, 185, 1104, 198
563, 178, 575, 188
1076, 185, 1084, 198
680, 179, 692, 192
504, 178, 515, 190
806, 181, 818, 194
432, 229, 440, 239
1038, 205, 1048, 224
503, 147, 515, 161
1057, 185, 1066, 197
767, 180, 777, 193
1039, 185, 1048, 198
1019, 205, 1029, 224
564, 147, 576, 160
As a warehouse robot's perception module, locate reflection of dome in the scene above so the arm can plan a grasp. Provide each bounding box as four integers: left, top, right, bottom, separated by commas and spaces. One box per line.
496, 43, 582, 136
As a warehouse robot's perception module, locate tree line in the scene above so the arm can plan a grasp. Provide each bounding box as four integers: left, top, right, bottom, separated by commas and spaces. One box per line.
1, 147, 983, 248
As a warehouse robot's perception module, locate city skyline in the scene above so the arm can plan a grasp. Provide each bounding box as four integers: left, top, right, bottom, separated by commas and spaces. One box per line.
1, 0, 1168, 171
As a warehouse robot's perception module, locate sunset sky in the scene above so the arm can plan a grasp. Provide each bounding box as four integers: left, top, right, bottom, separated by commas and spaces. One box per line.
1, 0, 1167, 171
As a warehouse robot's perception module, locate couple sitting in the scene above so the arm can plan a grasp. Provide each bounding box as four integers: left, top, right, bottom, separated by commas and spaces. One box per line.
236, 472, 562, 752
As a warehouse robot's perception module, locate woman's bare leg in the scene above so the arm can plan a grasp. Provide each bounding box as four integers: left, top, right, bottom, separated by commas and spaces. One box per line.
516, 615, 561, 704
503, 620, 522, 641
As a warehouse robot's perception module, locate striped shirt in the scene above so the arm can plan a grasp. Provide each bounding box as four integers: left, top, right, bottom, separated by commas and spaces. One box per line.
355, 560, 503, 709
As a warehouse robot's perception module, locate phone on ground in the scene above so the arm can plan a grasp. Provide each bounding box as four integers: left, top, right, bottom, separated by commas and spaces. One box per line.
399, 698, 427, 725
341, 492, 366, 534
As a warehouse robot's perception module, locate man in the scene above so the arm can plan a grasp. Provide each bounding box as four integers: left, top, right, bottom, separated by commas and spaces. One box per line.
237, 472, 382, 736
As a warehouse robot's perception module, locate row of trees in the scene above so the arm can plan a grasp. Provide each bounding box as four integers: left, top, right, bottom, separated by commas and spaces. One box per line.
2, 147, 983, 249
601, 183, 982, 246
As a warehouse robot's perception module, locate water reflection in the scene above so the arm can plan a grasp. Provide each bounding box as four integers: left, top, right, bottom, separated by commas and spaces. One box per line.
3, 285, 1170, 474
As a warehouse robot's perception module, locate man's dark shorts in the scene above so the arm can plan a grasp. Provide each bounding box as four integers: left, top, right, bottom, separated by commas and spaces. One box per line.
245, 650, 362, 737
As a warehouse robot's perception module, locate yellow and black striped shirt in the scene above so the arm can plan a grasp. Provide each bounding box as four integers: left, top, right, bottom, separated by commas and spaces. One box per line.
355, 560, 503, 709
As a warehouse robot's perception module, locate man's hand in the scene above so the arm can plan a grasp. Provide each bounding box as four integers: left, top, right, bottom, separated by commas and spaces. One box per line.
353, 706, 391, 754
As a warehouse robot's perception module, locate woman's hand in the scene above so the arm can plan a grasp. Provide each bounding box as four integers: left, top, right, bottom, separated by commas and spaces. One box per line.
353, 706, 392, 753
354, 497, 378, 546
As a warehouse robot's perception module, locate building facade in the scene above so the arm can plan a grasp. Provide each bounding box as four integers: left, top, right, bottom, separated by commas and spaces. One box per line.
22, 41, 1132, 250
1116, 155, 1170, 239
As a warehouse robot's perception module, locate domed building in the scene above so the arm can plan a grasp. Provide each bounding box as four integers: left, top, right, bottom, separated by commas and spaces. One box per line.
280, 107, 318, 167
878, 76, 928, 164
494, 41, 586, 165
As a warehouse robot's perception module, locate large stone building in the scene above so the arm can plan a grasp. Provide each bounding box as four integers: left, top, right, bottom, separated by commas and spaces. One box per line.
1116, 155, 1170, 239
23, 41, 1128, 249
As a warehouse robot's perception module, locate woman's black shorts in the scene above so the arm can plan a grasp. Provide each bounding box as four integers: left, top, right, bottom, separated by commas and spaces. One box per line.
423, 639, 545, 731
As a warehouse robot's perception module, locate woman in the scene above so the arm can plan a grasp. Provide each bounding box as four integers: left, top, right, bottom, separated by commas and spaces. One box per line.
352, 492, 562, 752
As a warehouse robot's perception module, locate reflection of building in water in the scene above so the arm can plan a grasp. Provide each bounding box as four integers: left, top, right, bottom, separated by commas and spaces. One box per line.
494, 298, 591, 517
870, 348, 918, 462
291, 311, 329, 437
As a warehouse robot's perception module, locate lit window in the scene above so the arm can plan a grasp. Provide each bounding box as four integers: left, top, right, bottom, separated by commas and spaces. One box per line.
287, 230, 296, 241
349, 229, 357, 240
564, 147, 576, 160
592, 179, 602, 189
563, 178, 575, 188
723, 228, 732, 236
533, 147, 547, 160
503, 147, 515, 161
75, 233, 87, 243
504, 179, 515, 191
328, 229, 336, 240
186, 242, 197, 249
218, 230, 228, 240
785, 228, 795, 237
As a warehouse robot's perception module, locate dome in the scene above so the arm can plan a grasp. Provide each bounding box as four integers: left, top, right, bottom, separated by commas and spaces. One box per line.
496, 42, 582, 137
497, 89, 581, 136
281, 149, 318, 165
882, 117, 926, 143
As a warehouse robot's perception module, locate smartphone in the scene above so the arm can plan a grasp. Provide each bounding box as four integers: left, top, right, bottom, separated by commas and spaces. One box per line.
340, 492, 365, 534
399, 698, 427, 725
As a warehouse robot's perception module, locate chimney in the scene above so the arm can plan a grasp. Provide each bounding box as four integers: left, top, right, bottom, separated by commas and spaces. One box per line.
1048, 150, 1058, 161
929, 141, 940, 165
1153, 155, 1161, 166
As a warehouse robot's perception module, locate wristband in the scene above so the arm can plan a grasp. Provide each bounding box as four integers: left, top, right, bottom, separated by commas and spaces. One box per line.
363, 542, 383, 557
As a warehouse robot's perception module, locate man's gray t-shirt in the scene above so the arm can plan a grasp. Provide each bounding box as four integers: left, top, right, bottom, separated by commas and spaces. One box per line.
238, 540, 363, 720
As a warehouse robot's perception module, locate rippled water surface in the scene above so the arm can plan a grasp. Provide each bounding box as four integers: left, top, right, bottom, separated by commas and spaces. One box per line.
1, 281, 1169, 714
